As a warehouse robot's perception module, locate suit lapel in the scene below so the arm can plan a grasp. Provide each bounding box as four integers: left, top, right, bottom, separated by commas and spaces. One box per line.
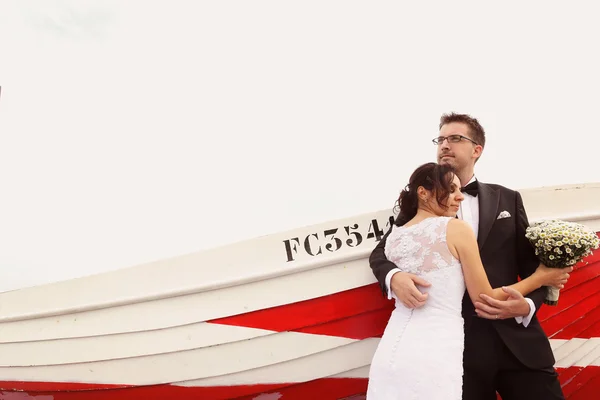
477, 182, 499, 250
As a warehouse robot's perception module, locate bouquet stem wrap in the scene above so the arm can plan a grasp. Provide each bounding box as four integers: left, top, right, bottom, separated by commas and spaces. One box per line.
525, 219, 599, 306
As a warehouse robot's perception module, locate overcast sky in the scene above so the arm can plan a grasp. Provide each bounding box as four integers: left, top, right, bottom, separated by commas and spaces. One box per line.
1, 1, 598, 291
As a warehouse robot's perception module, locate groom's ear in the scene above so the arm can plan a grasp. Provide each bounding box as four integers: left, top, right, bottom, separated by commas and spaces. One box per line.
472, 144, 483, 162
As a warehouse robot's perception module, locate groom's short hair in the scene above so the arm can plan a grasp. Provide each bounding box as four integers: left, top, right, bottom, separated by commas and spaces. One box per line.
439, 112, 486, 149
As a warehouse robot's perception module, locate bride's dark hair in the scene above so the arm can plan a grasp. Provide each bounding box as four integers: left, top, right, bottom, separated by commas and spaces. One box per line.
393, 162, 456, 226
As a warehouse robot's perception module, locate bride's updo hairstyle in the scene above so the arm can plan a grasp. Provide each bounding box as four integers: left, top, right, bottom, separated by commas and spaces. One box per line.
394, 162, 456, 226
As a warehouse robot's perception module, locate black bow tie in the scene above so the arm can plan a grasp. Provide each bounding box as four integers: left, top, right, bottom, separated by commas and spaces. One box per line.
461, 181, 479, 197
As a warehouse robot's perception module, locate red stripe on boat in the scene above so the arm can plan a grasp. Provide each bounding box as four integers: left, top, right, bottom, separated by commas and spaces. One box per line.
0, 381, 285, 400
208, 283, 394, 339
537, 259, 600, 339
295, 307, 392, 339
557, 365, 600, 400
0, 378, 365, 400
210, 233, 600, 341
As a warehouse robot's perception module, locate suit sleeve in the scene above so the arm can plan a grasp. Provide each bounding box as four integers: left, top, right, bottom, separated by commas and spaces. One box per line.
369, 222, 400, 297
515, 190, 547, 315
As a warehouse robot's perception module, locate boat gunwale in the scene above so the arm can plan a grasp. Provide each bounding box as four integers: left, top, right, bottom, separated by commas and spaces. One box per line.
1, 211, 599, 324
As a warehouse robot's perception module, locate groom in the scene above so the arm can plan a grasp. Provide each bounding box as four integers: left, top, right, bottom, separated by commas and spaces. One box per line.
369, 113, 568, 400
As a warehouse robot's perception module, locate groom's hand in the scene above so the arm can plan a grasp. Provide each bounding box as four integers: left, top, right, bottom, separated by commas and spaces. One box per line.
474, 287, 530, 319
391, 272, 431, 309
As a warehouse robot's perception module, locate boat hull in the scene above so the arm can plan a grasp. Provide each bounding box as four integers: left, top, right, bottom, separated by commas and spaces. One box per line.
1, 183, 599, 399
2, 249, 599, 400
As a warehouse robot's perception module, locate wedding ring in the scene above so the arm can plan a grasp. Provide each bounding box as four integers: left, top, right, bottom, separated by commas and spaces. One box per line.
495, 314, 498, 319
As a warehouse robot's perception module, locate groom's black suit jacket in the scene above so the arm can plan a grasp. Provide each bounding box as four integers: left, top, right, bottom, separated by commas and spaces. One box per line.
368, 181, 555, 370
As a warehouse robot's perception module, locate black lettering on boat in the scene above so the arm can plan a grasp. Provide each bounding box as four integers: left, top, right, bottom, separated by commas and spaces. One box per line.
283, 215, 395, 262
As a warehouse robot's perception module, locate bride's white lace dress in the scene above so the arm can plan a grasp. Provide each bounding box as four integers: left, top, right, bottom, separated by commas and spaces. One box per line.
367, 216, 466, 399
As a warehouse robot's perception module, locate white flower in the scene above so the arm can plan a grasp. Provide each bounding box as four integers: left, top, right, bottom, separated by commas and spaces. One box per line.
526, 219, 599, 268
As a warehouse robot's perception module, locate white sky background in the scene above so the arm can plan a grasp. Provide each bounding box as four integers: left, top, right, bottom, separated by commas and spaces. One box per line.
0, 1, 598, 292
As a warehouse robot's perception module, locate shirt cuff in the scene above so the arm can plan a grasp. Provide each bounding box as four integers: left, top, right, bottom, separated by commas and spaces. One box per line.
515, 297, 536, 327
385, 268, 401, 300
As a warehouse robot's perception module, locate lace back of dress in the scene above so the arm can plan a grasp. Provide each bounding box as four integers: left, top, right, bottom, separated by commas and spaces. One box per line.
384, 216, 457, 276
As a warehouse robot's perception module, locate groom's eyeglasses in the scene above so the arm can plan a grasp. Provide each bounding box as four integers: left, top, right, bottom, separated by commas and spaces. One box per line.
432, 135, 479, 146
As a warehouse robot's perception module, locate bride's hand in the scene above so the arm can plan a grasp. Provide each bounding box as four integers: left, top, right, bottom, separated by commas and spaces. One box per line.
535, 264, 573, 288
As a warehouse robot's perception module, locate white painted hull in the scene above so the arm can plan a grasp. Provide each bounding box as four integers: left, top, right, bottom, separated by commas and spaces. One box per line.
0, 182, 599, 399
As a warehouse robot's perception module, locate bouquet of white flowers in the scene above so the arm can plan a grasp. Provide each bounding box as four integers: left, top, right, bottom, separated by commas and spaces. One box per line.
525, 219, 599, 305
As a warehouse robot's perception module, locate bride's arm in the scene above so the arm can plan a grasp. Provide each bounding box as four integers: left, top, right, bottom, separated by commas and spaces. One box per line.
446, 219, 544, 306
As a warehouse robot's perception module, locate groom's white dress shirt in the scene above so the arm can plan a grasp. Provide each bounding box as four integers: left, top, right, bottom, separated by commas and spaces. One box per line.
384, 175, 536, 327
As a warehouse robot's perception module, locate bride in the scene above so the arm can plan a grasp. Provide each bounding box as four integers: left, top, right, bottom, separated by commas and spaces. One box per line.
366, 162, 569, 399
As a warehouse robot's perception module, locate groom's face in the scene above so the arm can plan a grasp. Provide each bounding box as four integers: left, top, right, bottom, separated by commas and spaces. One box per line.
436, 122, 481, 170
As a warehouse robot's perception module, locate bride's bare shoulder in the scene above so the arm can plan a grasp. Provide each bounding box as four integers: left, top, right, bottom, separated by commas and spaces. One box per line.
447, 218, 476, 243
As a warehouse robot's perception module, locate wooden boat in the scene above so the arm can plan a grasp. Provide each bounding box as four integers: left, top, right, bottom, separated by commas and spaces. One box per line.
0, 182, 598, 400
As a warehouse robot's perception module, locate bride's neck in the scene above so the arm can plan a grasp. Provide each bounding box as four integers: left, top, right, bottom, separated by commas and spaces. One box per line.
414, 208, 438, 220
